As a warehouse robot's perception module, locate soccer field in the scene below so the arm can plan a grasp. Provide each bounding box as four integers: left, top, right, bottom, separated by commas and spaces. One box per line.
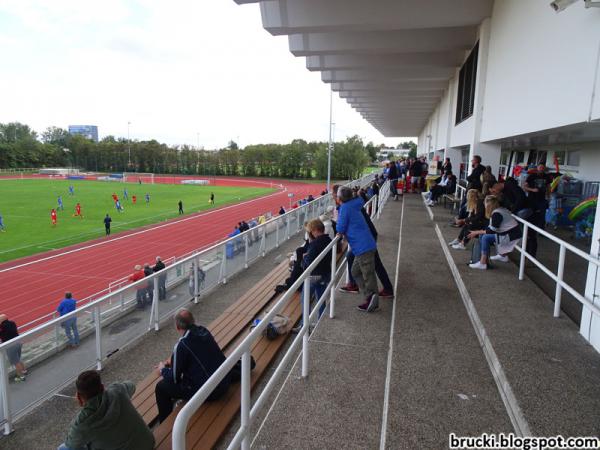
0, 179, 274, 262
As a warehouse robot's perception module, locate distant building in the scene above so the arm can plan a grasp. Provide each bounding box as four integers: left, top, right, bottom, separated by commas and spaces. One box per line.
377, 148, 411, 161
68, 125, 98, 142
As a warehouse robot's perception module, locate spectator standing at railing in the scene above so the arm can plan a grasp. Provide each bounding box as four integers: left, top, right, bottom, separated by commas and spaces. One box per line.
58, 370, 154, 450
279, 206, 286, 215
332, 185, 393, 299
292, 219, 332, 333
129, 265, 147, 309
143, 263, 154, 302
410, 157, 423, 194
0, 314, 27, 382
387, 161, 399, 200
153, 256, 167, 300
155, 309, 229, 423
57, 292, 80, 348
336, 186, 379, 312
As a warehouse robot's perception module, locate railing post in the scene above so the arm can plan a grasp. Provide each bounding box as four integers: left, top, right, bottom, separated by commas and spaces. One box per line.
153, 277, 160, 331
244, 234, 249, 269
94, 306, 102, 370
554, 244, 566, 318
119, 291, 125, 311
286, 213, 291, 240
519, 224, 529, 281
54, 312, 60, 351
240, 350, 251, 450
330, 242, 337, 319
275, 219, 280, 248
0, 350, 12, 435
221, 247, 228, 284
302, 277, 311, 378
194, 257, 200, 304
260, 227, 266, 257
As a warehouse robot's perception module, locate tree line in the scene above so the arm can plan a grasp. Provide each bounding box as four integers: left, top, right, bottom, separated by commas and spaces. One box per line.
0, 122, 378, 180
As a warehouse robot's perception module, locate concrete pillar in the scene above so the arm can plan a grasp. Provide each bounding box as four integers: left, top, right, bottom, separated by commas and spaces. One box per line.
444, 147, 463, 175
470, 142, 501, 176
580, 204, 600, 352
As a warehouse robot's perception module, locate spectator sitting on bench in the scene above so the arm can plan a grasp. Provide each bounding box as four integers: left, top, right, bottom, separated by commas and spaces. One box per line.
58, 370, 154, 450
155, 308, 229, 423
467, 195, 522, 270
425, 170, 455, 206
448, 189, 487, 250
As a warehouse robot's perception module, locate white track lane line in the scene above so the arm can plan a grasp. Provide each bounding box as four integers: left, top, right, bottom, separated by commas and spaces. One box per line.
379, 196, 405, 450
0, 189, 286, 274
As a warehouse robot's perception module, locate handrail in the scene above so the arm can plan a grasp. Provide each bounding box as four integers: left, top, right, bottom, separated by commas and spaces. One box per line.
511, 214, 600, 319
172, 235, 342, 450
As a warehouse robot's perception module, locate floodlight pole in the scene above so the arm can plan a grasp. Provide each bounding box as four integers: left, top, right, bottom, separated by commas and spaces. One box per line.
327, 87, 333, 193
127, 121, 131, 168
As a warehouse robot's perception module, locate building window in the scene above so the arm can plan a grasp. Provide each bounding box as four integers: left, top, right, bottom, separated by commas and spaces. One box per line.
455, 41, 479, 125
567, 150, 580, 167
554, 151, 566, 166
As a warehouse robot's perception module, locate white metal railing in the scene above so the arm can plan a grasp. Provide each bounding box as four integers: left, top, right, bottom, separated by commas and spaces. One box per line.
171, 192, 385, 450
513, 215, 600, 319
0, 172, 378, 435
455, 183, 467, 206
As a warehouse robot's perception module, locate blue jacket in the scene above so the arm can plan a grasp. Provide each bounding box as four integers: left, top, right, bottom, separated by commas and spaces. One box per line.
336, 197, 376, 256
57, 298, 77, 316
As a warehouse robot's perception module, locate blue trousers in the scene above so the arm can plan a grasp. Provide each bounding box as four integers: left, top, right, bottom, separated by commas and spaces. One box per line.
62, 319, 80, 346
299, 276, 330, 326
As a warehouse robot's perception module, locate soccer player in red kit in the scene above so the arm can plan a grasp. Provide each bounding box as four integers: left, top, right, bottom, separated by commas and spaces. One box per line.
132, 195, 137, 205
51, 208, 57, 226
73, 203, 83, 218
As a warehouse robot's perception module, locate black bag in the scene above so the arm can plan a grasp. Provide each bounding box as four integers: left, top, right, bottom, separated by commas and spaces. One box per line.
469, 237, 481, 265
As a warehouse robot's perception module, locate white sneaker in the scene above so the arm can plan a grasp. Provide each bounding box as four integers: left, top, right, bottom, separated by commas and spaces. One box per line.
469, 262, 487, 270
448, 238, 459, 246
490, 254, 509, 263
452, 242, 466, 250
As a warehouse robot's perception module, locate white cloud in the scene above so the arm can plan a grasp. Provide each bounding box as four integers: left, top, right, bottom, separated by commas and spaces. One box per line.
0, 0, 415, 148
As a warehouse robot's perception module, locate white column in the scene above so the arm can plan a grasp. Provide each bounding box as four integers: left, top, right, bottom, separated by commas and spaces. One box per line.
580, 203, 600, 351
467, 18, 502, 177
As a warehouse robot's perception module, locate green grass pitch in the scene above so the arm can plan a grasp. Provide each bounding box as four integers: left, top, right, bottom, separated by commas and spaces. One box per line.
0, 179, 274, 262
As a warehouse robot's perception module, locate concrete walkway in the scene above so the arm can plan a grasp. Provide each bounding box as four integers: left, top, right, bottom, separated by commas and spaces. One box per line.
250, 193, 600, 448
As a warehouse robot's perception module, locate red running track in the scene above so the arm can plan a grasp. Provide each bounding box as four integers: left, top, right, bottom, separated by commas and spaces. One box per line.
0, 177, 323, 329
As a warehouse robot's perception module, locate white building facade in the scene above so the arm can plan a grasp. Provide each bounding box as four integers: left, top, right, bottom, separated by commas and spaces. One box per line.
235, 0, 600, 351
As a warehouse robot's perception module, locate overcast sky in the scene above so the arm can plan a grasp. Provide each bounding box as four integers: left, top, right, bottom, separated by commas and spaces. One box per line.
0, 0, 414, 149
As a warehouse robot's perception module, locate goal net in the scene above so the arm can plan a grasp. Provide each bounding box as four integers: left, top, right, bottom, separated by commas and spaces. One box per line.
123, 172, 155, 184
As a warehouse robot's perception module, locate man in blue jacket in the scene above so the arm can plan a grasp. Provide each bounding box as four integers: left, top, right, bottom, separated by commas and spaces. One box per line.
57, 292, 79, 347
336, 186, 379, 312
155, 308, 229, 422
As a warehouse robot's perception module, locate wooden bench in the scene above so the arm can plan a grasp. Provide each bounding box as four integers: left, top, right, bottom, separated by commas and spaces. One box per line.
131, 259, 291, 426
151, 247, 346, 449
152, 292, 303, 449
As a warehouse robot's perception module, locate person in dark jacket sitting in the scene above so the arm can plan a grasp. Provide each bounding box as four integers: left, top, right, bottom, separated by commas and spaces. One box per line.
292, 219, 332, 333
155, 309, 229, 422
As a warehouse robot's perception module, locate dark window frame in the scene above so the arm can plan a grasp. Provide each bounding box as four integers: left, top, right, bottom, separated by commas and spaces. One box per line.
455, 41, 479, 125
